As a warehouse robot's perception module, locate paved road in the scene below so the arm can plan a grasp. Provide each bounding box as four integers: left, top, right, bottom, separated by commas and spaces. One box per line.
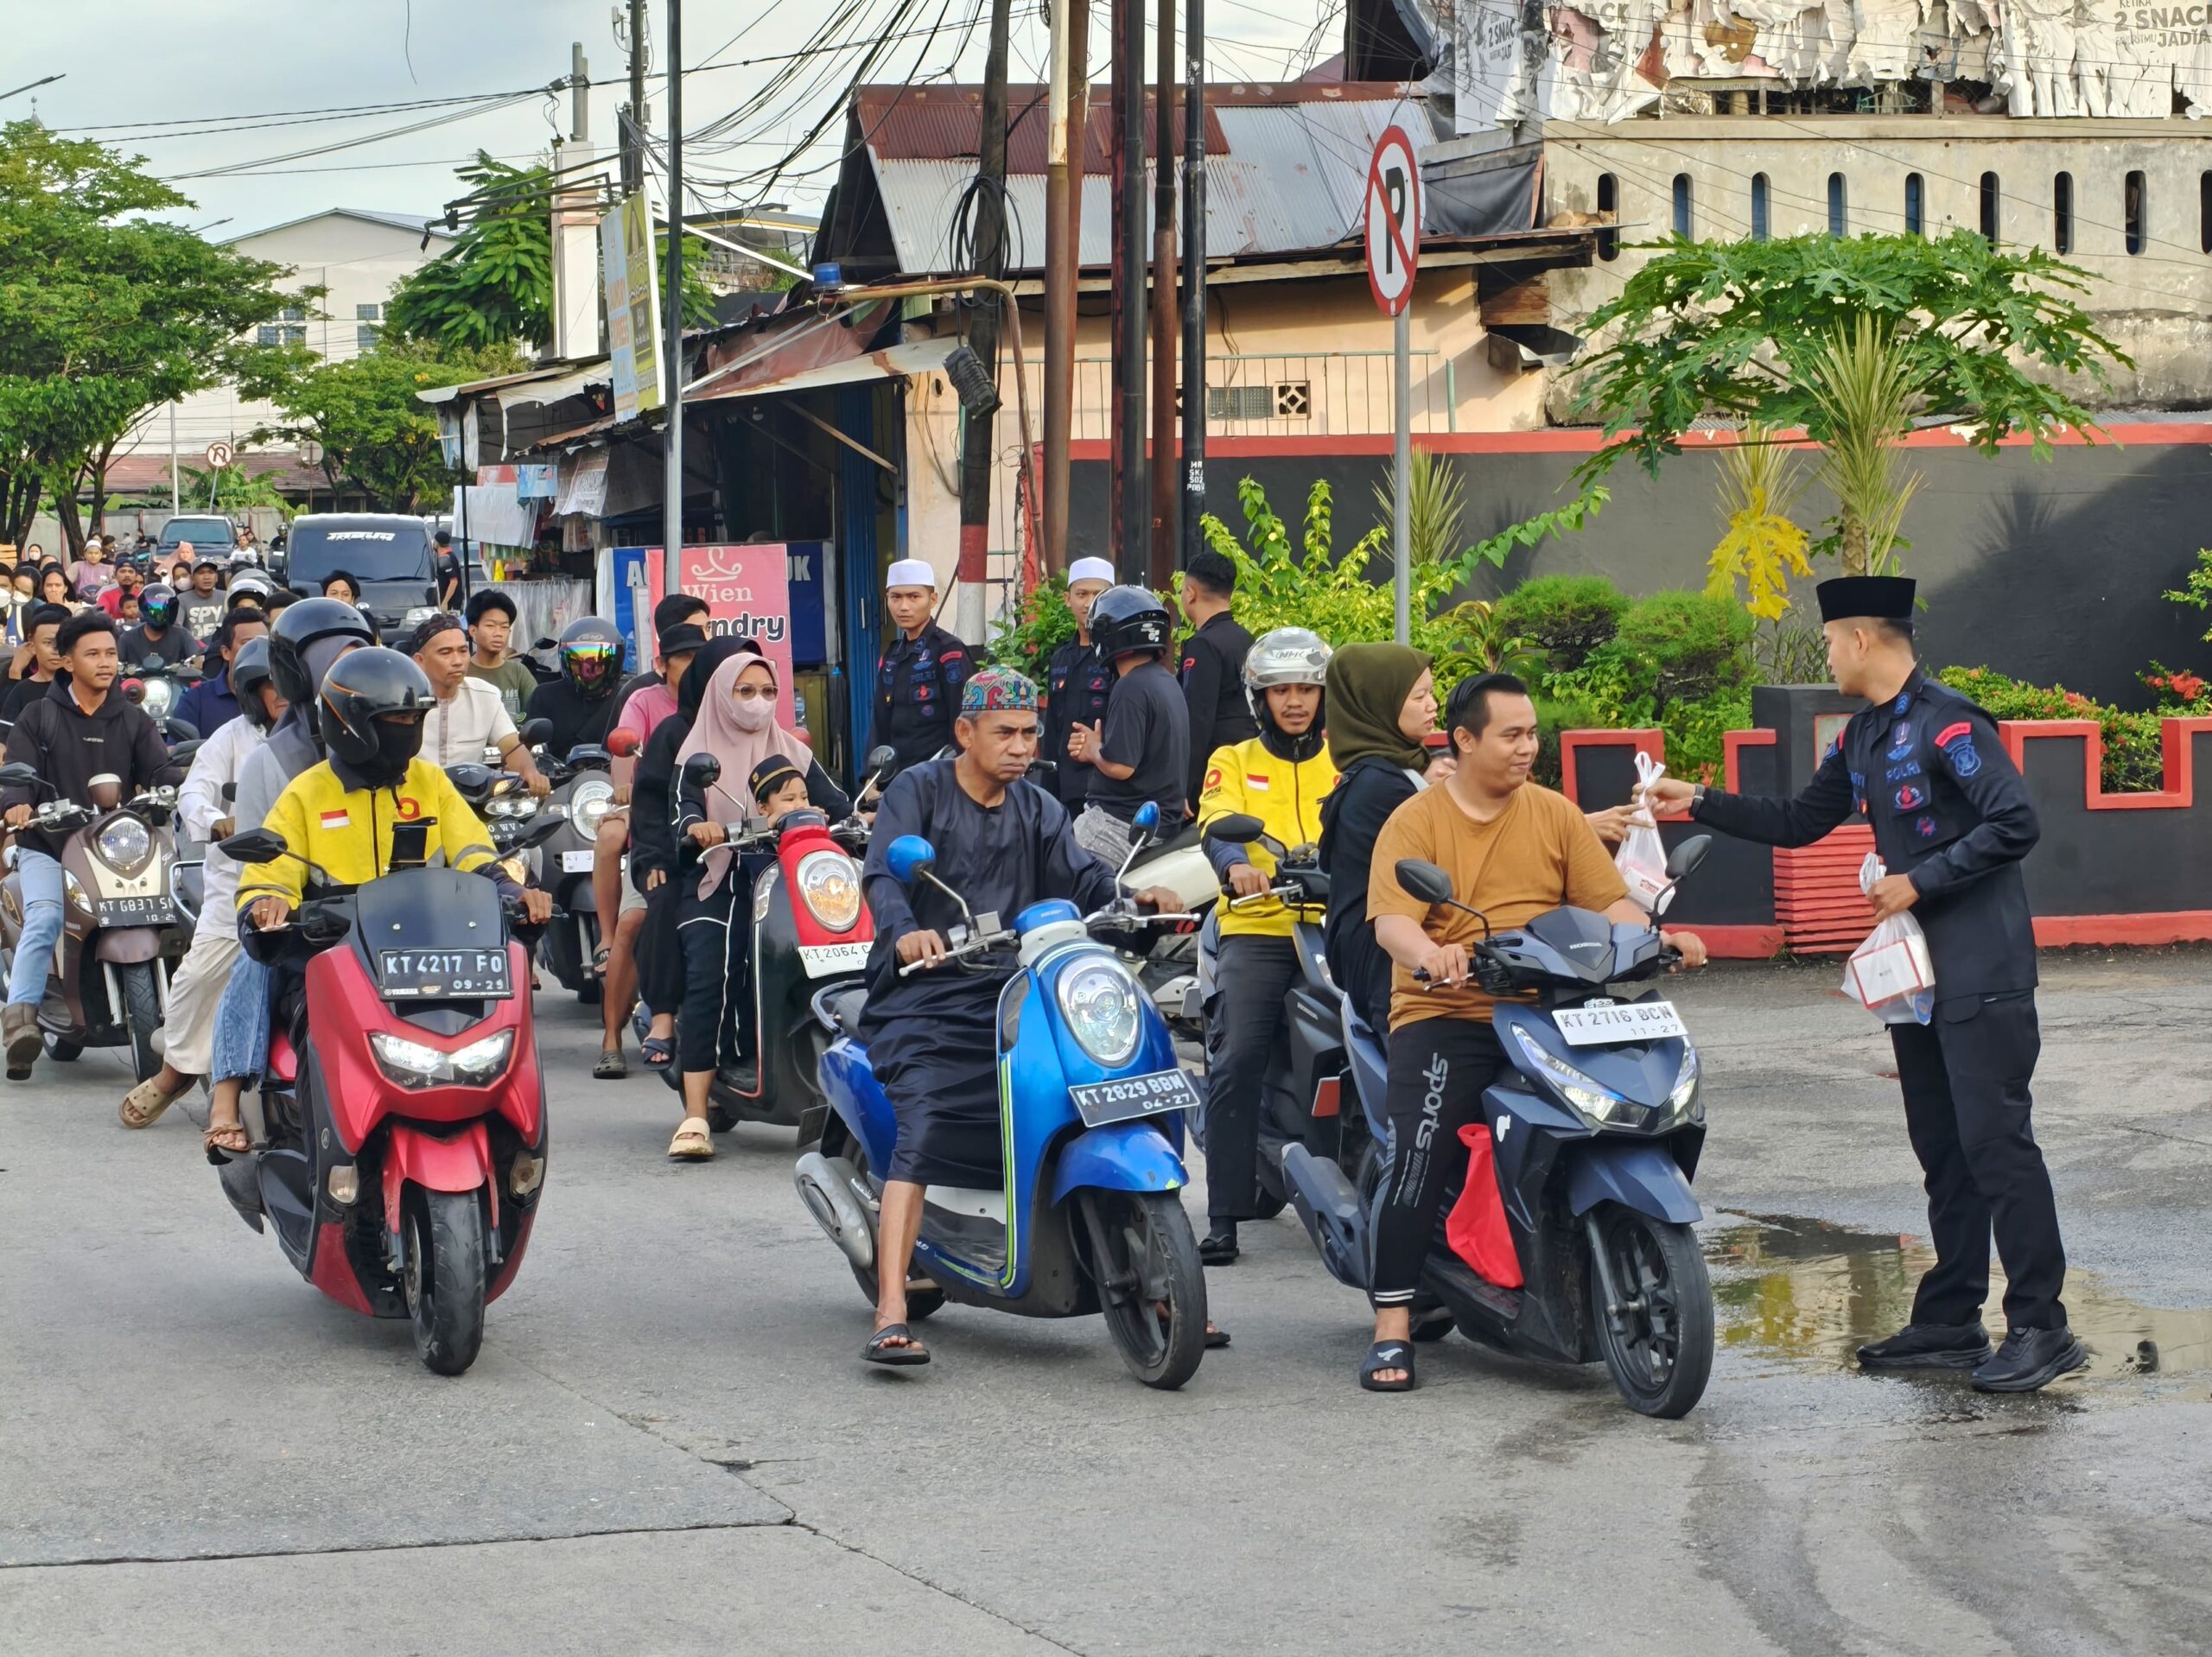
5, 949, 2211, 1655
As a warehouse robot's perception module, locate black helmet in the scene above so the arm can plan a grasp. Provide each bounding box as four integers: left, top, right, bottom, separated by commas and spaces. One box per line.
558, 615, 625, 697
1089, 584, 1174, 663
269, 595, 377, 707
140, 583, 180, 631
316, 646, 434, 790
230, 636, 277, 730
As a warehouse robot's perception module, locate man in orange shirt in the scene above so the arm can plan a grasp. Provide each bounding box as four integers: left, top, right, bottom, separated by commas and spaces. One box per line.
1358, 672, 1707, 1391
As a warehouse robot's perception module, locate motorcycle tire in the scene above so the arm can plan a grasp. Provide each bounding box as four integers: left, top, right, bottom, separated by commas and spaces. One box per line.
1086, 1190, 1207, 1391
404, 1187, 487, 1376
1588, 1205, 1713, 1420
707, 1105, 737, 1133
43, 1031, 83, 1063
119, 961, 162, 1083
1250, 1160, 1289, 1222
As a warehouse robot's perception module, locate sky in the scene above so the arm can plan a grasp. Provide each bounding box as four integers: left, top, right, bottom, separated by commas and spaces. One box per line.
6, 0, 1340, 238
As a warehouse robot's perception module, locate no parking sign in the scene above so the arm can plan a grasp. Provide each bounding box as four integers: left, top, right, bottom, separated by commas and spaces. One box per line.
1364, 125, 1421, 317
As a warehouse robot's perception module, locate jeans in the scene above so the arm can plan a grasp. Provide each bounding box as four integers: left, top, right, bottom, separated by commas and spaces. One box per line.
6, 849, 64, 1008
210, 954, 273, 1084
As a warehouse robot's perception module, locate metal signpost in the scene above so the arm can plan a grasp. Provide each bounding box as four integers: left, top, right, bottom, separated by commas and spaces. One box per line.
1364, 125, 1421, 645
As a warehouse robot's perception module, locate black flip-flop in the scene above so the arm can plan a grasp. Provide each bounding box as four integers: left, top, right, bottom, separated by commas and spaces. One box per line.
593, 1049, 627, 1080
640, 1035, 674, 1070
1361, 1340, 1415, 1392
1206, 1324, 1231, 1349
864, 1324, 931, 1366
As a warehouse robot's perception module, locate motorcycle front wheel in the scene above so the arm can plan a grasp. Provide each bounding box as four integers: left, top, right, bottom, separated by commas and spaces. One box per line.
119, 961, 161, 1082
404, 1187, 487, 1376
1588, 1205, 1713, 1419
1085, 1190, 1206, 1390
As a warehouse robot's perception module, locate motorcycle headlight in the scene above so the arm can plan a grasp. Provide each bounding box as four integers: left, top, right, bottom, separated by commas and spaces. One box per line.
1056, 959, 1141, 1067
1662, 1042, 1702, 1127
1510, 1025, 1649, 1128
96, 816, 154, 875
142, 679, 177, 718
570, 777, 615, 836
370, 1028, 514, 1091
795, 848, 861, 933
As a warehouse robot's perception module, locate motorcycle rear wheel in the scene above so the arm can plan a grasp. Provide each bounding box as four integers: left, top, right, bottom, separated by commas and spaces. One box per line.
404, 1187, 487, 1376
119, 961, 161, 1082
1588, 1205, 1713, 1419
1087, 1190, 1207, 1390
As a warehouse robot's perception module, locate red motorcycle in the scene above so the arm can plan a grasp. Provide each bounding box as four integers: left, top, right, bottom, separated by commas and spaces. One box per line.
214, 828, 556, 1374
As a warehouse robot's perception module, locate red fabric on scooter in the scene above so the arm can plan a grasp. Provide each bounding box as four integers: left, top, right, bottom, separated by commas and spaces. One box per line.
1446, 1123, 1522, 1288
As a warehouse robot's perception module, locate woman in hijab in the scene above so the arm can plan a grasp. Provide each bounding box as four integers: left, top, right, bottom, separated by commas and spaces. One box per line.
665, 651, 849, 1160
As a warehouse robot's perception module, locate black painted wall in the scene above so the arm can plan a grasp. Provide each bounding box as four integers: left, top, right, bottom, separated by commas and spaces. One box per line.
2014, 726, 2212, 917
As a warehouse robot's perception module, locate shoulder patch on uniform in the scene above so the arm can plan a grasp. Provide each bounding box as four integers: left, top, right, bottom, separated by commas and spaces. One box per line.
1822, 735, 1842, 761
1203, 765, 1223, 791
1934, 721, 1974, 748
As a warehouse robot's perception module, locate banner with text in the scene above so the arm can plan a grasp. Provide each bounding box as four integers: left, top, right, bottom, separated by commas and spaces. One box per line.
626, 543, 796, 693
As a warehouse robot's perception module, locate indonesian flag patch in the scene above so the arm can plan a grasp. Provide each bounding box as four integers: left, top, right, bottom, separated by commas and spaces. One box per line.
1245, 774, 1271, 790
320, 809, 351, 829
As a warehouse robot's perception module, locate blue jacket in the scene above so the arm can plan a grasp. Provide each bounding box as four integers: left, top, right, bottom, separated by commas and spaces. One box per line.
175, 674, 242, 740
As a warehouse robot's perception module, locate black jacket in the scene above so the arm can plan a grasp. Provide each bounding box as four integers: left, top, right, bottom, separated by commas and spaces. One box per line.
1179, 612, 1257, 806
871, 623, 970, 770
525, 677, 621, 758
1043, 635, 1115, 809
3, 676, 184, 859
1694, 668, 2039, 1003
1317, 754, 1424, 1032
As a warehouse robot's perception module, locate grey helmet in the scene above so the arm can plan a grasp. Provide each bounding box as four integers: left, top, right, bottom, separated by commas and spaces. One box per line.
1242, 626, 1332, 725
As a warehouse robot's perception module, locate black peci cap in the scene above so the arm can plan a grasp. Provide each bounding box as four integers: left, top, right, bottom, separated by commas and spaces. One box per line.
1815, 576, 1916, 624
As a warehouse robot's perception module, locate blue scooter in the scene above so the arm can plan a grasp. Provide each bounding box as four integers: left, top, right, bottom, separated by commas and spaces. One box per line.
793, 803, 1213, 1388
1279, 835, 1719, 1418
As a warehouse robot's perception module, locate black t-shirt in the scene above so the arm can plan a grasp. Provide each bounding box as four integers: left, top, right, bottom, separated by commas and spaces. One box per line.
1088, 658, 1189, 822
121, 623, 194, 669
0, 673, 53, 727
436, 549, 464, 605
525, 676, 621, 758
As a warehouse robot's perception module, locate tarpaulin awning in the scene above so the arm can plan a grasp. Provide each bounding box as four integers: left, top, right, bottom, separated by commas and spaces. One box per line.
690, 333, 957, 405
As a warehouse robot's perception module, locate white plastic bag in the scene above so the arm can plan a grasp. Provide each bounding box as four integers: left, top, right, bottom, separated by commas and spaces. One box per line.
1844, 853, 1935, 1025
1615, 751, 1672, 914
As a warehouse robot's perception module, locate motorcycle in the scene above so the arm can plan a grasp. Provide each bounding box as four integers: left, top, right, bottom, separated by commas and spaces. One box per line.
530, 740, 619, 1004
0, 759, 198, 1079
123, 659, 206, 749
1276, 835, 1720, 1419
211, 820, 563, 1375
795, 800, 1214, 1388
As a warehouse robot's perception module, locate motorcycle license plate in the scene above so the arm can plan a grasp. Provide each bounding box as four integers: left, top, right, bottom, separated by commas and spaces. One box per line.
560, 849, 595, 873
378, 948, 513, 1000
1553, 1000, 1688, 1047
1068, 1067, 1201, 1128
98, 895, 174, 926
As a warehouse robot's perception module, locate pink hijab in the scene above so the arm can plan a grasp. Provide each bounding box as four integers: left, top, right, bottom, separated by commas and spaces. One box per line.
677, 651, 811, 897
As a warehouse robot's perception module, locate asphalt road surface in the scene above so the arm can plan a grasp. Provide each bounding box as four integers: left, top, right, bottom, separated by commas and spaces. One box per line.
5, 949, 2211, 1655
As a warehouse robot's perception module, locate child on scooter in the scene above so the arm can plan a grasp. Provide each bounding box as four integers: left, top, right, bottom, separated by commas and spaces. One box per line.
749, 756, 813, 824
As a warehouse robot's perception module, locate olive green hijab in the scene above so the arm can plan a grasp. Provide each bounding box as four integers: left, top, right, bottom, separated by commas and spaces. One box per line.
1325, 643, 1432, 771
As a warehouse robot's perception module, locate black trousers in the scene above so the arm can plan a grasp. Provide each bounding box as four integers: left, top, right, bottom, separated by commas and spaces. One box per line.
1372, 1017, 1509, 1308
1202, 933, 1300, 1223
1890, 990, 2068, 1331
636, 875, 683, 1014
676, 906, 741, 1073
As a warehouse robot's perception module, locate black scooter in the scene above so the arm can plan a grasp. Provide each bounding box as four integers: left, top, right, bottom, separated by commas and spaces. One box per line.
1279, 836, 1719, 1419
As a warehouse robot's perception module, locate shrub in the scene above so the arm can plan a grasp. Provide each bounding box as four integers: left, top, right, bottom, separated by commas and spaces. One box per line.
989, 575, 1077, 680
1494, 575, 1628, 673
1600, 589, 1755, 714
1937, 665, 2168, 792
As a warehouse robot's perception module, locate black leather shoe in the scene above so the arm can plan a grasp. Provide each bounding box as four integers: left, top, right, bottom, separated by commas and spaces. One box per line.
1972, 1326, 2088, 1393
1856, 1321, 1993, 1370
1198, 1222, 1238, 1266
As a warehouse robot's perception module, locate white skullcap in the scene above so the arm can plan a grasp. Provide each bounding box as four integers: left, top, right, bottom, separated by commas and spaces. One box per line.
1066, 556, 1115, 586
885, 558, 936, 590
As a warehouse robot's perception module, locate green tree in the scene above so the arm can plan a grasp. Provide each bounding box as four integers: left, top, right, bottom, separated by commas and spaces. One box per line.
1569, 232, 2131, 575
0, 120, 297, 549
386, 152, 718, 352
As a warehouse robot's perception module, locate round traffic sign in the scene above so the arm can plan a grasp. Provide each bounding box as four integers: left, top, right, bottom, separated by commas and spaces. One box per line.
1364, 125, 1422, 317
204, 441, 235, 468
297, 438, 325, 468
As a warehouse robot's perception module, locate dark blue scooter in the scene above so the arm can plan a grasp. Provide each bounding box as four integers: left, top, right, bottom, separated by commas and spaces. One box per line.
794, 803, 1214, 1387
1279, 836, 1719, 1418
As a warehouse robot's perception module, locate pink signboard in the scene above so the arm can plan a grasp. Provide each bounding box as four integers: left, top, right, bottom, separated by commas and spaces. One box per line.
633, 543, 795, 693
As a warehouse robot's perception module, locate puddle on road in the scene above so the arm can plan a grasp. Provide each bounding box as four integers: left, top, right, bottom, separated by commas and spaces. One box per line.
1703, 1213, 2212, 1391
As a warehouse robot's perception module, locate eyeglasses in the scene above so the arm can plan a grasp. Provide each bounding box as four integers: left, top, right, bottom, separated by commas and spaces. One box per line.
731, 682, 777, 701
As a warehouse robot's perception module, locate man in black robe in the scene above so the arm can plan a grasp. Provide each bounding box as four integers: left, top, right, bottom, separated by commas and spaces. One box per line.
856, 666, 1178, 1365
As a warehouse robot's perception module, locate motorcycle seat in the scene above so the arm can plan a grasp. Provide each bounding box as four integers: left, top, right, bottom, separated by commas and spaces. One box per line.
814, 982, 869, 1040
1153, 822, 1204, 855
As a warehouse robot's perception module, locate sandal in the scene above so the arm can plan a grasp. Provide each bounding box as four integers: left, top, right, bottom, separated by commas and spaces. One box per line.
120, 1075, 191, 1130
202, 1120, 251, 1162
667, 1118, 715, 1160
594, 1048, 627, 1080
1159, 1305, 1230, 1349
1361, 1340, 1416, 1393
641, 1035, 675, 1070
590, 943, 613, 980
864, 1324, 931, 1366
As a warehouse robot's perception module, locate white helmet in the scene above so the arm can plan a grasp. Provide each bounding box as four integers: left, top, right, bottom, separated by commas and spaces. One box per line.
1242, 626, 1332, 724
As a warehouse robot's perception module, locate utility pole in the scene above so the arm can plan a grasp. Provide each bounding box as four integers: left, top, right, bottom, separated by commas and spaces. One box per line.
1179, 0, 1206, 571
1109, 0, 1147, 582
622, 0, 648, 195
1147, 0, 1177, 586
662, 0, 685, 595
1042, 0, 1088, 575
956, 0, 1014, 639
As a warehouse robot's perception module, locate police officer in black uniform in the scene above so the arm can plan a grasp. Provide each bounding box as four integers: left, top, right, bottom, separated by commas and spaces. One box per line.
1042, 556, 1118, 810
1644, 575, 2082, 1394
1176, 547, 1257, 810
869, 558, 970, 772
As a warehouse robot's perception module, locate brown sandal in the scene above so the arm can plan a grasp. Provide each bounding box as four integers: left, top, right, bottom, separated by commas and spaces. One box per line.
120, 1076, 191, 1130
202, 1120, 251, 1158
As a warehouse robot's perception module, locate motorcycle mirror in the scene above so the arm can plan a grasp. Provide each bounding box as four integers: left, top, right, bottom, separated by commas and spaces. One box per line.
445, 762, 500, 804
218, 827, 288, 864
682, 752, 722, 791
1665, 834, 1713, 881
532, 637, 558, 652
863, 744, 899, 780
886, 834, 937, 886
605, 726, 641, 758
518, 717, 554, 748
1132, 801, 1160, 836
121, 677, 146, 705
1026, 758, 1058, 783
519, 813, 566, 849
1203, 812, 1265, 843
168, 739, 204, 766
1394, 859, 1457, 907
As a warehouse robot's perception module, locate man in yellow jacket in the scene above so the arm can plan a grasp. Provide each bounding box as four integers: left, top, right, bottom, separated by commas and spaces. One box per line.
241, 647, 551, 930
1193, 627, 1337, 1265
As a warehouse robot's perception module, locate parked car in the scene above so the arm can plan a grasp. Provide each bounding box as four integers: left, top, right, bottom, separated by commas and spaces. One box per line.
282, 513, 448, 637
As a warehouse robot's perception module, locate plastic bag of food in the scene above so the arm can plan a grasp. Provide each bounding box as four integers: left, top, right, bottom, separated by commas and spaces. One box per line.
1843, 853, 1935, 1025
1615, 751, 1672, 913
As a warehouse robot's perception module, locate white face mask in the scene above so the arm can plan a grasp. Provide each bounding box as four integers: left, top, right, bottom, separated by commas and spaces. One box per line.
730, 694, 772, 733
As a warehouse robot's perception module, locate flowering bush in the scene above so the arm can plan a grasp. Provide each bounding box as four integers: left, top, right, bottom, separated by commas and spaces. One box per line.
1936, 666, 2169, 792
2141, 660, 2209, 710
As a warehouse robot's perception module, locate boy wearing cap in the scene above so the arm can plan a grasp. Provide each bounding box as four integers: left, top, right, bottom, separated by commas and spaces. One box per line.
1042, 556, 1118, 811
1644, 575, 2078, 1394
868, 558, 969, 772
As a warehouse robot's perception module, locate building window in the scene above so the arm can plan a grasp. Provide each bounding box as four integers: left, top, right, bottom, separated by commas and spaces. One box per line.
357, 324, 382, 350
256, 326, 280, 346
1980, 171, 2000, 242
1671, 174, 1694, 238
1206, 386, 1277, 421
1597, 173, 1619, 260
2052, 171, 2075, 253
279, 304, 305, 322
356, 302, 382, 321
1827, 173, 1848, 237
283, 325, 306, 346
1904, 173, 1924, 237
1751, 174, 1770, 242
2125, 170, 2146, 255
